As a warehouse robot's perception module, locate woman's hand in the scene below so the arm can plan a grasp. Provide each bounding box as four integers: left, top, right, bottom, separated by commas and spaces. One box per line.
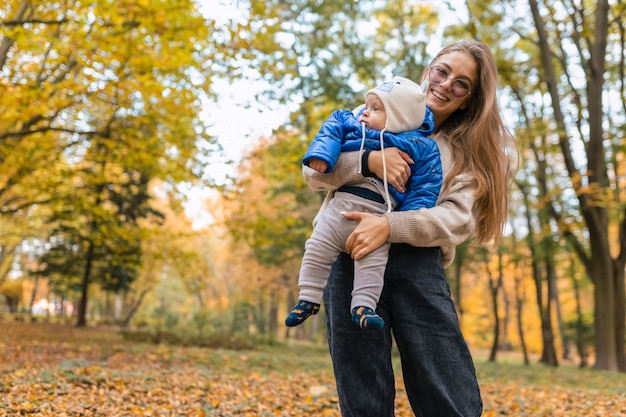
342, 211, 390, 259
368, 148, 413, 192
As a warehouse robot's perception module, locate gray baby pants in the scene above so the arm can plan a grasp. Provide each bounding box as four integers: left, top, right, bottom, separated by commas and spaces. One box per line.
298, 190, 390, 311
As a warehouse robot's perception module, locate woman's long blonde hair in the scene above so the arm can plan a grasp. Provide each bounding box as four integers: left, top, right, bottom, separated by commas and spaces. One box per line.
430, 41, 517, 247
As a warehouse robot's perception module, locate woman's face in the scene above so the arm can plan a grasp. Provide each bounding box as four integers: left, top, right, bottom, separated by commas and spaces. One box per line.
424, 51, 478, 128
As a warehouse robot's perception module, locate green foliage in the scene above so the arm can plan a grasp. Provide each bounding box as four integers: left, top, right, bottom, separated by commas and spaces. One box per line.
37, 156, 161, 298
563, 314, 594, 346
234, 0, 441, 137
37, 232, 85, 294
128, 303, 264, 350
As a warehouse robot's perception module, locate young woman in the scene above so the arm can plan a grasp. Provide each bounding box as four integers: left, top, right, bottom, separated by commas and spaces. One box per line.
303, 40, 516, 416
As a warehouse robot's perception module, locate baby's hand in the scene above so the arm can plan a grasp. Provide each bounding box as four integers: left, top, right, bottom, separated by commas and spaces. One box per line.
310, 158, 328, 173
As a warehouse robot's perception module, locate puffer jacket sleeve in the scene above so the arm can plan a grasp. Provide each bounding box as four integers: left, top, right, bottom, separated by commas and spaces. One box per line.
399, 138, 442, 210
303, 110, 358, 172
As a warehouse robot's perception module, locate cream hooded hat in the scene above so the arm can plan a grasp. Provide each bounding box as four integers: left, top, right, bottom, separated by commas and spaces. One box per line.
358, 76, 428, 213
365, 76, 427, 133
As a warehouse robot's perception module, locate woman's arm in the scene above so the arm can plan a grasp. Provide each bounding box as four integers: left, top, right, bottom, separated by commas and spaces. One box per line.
303, 148, 413, 192
344, 172, 478, 260
387, 173, 477, 248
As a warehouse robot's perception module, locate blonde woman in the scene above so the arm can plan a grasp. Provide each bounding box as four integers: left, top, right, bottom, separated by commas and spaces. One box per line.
304, 41, 516, 416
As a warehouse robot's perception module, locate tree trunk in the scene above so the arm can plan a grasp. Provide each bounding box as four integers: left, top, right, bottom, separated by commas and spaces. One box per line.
486, 250, 502, 362
452, 242, 468, 320
120, 287, 151, 327
590, 236, 619, 370
577, 9, 617, 362
551, 272, 570, 360
28, 275, 39, 315
529, 0, 622, 371
542, 250, 559, 366
501, 279, 511, 350
114, 292, 122, 323
514, 264, 530, 365
615, 260, 625, 371
76, 239, 94, 327
571, 271, 588, 368
520, 180, 558, 367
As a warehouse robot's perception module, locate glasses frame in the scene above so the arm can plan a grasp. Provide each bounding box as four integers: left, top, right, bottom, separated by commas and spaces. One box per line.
426, 65, 473, 99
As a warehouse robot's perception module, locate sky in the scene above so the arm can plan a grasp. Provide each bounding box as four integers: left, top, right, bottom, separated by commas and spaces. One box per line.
183, 0, 293, 227
198, 0, 292, 184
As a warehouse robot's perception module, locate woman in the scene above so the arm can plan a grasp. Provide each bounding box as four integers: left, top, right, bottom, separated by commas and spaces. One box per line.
303, 41, 516, 416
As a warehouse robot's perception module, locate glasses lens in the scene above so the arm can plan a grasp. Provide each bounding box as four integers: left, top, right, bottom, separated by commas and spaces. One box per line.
429, 66, 448, 84
428, 66, 470, 98
451, 80, 470, 98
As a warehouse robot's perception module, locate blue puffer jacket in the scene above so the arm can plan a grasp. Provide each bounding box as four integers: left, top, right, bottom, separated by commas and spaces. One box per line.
303, 107, 442, 211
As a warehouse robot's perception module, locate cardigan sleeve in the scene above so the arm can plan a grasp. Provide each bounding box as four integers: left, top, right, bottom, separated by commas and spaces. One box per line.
386, 172, 477, 249
303, 151, 364, 191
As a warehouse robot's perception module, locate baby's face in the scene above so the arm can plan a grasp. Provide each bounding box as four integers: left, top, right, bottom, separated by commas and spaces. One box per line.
358, 94, 386, 131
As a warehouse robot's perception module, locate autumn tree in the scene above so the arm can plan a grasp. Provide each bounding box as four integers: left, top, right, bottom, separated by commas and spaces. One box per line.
1, 1, 223, 324
222, 130, 320, 337
527, 0, 624, 372
437, 0, 623, 371
0, 278, 22, 313
478, 0, 625, 371
37, 151, 160, 326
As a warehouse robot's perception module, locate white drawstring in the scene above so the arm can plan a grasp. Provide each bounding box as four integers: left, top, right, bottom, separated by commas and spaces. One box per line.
359, 122, 392, 213
379, 129, 392, 213
358, 122, 366, 174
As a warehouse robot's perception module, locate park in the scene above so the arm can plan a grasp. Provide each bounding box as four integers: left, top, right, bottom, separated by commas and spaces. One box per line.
1, 0, 625, 415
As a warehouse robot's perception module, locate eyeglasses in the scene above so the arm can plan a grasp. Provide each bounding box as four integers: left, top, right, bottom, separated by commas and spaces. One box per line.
426, 65, 473, 99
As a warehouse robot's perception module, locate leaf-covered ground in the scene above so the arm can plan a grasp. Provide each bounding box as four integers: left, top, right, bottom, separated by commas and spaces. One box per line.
0, 320, 624, 416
